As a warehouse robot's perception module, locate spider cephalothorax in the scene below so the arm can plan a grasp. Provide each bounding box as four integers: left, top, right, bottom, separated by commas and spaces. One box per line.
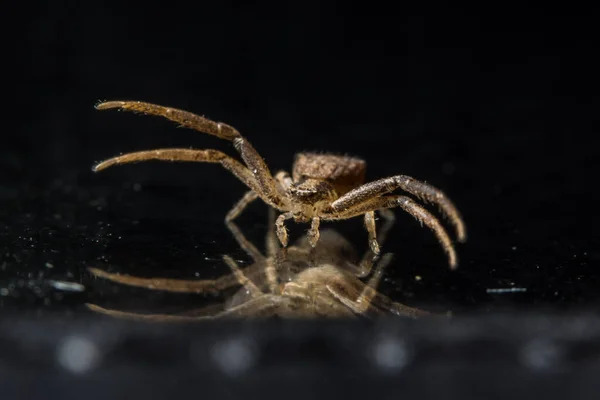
282, 153, 364, 212
93, 100, 467, 268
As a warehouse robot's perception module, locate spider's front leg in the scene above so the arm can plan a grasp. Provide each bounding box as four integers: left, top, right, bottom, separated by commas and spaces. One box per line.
363, 211, 380, 255
275, 212, 294, 247
326, 195, 458, 269
307, 217, 321, 248
331, 175, 466, 242
275, 213, 322, 250
96, 100, 286, 209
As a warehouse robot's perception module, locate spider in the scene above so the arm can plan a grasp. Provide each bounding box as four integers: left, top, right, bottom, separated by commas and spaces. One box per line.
87, 209, 433, 320
94, 100, 466, 268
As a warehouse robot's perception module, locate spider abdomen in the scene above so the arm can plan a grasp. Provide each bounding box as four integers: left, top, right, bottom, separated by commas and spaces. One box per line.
292, 153, 366, 195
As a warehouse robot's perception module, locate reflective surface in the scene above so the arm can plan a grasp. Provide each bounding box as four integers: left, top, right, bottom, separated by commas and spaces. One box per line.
1, 147, 597, 318
4, 7, 599, 320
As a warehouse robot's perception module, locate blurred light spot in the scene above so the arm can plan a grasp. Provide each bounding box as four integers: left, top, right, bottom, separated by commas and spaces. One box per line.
48, 280, 86, 292
520, 339, 562, 370
486, 287, 527, 294
57, 335, 100, 373
372, 337, 408, 371
210, 338, 256, 376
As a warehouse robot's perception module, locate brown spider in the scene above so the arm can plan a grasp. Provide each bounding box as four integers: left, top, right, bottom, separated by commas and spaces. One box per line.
86, 210, 433, 320
94, 100, 466, 268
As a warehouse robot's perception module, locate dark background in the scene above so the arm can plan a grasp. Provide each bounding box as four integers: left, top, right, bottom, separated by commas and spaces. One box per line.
4, 6, 600, 394
3, 3, 600, 398
3, 4, 599, 315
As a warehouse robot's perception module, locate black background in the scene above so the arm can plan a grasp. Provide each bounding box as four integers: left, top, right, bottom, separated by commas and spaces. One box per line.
3, 4, 600, 327
4, 3, 600, 399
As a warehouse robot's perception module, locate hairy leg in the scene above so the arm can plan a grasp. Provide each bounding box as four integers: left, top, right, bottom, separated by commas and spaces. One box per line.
96, 101, 241, 140
223, 221, 280, 295
275, 212, 294, 247
331, 175, 466, 242
93, 147, 285, 209
86, 294, 289, 322
265, 207, 280, 258
370, 293, 433, 318
274, 170, 293, 195
326, 253, 393, 314
85, 303, 218, 322
324, 195, 458, 269
363, 211, 380, 255
354, 209, 396, 277
88, 267, 225, 294
224, 192, 282, 293
226, 219, 264, 263
87, 258, 269, 294
226, 190, 259, 222
96, 100, 285, 207
307, 217, 321, 248
222, 255, 263, 297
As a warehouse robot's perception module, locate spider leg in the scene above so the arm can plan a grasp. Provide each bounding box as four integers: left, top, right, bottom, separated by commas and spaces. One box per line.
274, 170, 293, 192
275, 212, 294, 247
307, 217, 321, 248
222, 255, 263, 297
93, 147, 284, 209
88, 267, 223, 294
326, 253, 393, 315
87, 255, 269, 294
324, 195, 458, 269
369, 292, 433, 317
85, 303, 217, 322
96, 101, 241, 140
265, 207, 280, 258
326, 255, 432, 319
96, 101, 286, 207
225, 204, 281, 293
363, 211, 380, 255
226, 190, 259, 222
86, 294, 289, 322
331, 175, 466, 242
225, 219, 264, 263
355, 209, 396, 278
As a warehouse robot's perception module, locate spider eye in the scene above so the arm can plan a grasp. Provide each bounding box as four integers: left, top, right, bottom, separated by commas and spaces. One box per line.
289, 186, 316, 196
288, 180, 334, 204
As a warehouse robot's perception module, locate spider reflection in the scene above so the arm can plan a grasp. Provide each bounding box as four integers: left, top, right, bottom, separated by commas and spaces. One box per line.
87, 210, 431, 320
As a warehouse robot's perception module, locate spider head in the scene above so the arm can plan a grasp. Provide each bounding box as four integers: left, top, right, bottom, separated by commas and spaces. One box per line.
288, 178, 337, 205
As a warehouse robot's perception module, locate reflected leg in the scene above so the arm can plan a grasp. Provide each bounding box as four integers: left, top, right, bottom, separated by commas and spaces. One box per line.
355, 209, 396, 277
86, 294, 289, 322
326, 253, 393, 315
